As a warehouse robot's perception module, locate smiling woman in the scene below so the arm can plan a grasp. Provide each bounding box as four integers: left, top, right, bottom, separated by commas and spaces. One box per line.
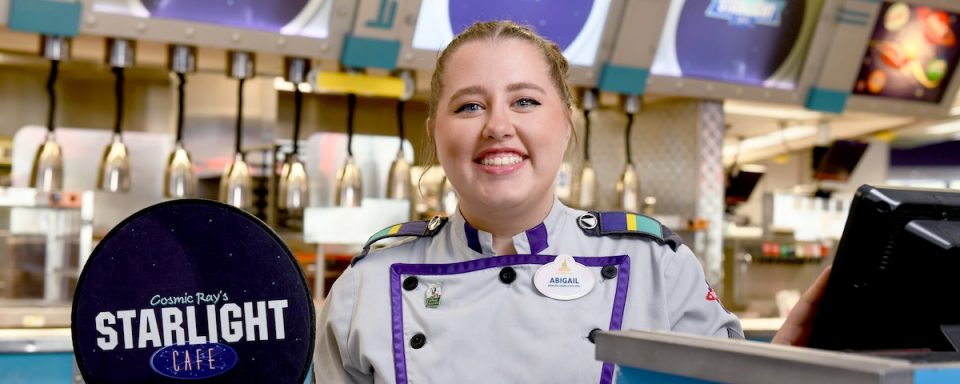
313, 20, 819, 384
430, 37, 573, 254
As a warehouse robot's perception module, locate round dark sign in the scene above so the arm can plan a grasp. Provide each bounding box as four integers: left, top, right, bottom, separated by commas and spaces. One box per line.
72, 199, 314, 383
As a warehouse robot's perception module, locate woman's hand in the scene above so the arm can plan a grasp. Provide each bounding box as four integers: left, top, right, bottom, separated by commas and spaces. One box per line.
772, 266, 832, 346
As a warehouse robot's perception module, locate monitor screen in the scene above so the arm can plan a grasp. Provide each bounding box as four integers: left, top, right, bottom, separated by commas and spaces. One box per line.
814, 140, 869, 182
410, 0, 613, 67
651, 0, 824, 90
90, 0, 334, 38
851, 2, 960, 103
725, 164, 765, 205
808, 185, 960, 352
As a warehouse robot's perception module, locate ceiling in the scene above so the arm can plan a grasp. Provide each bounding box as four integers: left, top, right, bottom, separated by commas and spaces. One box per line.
721, 97, 960, 165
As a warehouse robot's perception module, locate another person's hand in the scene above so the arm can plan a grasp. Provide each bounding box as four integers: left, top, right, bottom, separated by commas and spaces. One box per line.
772, 266, 832, 346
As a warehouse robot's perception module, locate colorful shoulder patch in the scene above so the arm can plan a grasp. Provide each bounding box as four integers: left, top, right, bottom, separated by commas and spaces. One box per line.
352, 215, 448, 265
576, 211, 683, 251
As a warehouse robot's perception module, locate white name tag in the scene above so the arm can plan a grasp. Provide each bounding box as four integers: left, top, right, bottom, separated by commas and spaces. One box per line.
533, 254, 595, 301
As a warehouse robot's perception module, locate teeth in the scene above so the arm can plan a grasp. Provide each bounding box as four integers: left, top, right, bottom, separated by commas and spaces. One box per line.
480, 154, 523, 166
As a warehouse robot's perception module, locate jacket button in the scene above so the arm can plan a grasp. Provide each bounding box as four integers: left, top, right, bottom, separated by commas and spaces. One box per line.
587, 328, 602, 344
410, 333, 427, 349
601, 265, 618, 279
499, 267, 517, 284
403, 276, 419, 291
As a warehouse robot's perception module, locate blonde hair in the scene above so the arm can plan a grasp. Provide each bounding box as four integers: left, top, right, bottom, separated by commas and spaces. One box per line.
428, 20, 575, 119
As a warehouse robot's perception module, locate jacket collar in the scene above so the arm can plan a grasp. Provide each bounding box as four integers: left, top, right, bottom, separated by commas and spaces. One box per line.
450, 198, 565, 256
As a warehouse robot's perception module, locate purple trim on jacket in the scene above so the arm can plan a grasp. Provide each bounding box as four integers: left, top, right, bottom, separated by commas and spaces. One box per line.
389, 254, 630, 384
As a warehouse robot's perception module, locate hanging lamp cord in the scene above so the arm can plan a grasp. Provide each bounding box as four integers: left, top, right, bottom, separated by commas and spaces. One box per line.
45, 60, 60, 133
625, 112, 634, 164
396, 100, 405, 152
347, 93, 357, 157
175, 72, 186, 142
235, 78, 246, 155
292, 85, 303, 155
112, 66, 125, 135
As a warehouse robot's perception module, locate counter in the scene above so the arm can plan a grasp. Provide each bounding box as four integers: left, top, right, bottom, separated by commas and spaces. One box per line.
739, 316, 784, 342
596, 329, 960, 384
0, 328, 76, 383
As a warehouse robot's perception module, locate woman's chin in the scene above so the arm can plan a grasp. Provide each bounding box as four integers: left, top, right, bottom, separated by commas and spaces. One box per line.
470, 189, 552, 213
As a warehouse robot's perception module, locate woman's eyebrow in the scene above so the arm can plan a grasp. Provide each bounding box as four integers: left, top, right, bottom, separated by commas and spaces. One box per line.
449, 85, 486, 101
506, 82, 546, 94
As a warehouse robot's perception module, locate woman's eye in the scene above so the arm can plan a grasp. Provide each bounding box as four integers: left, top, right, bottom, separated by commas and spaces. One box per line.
515, 98, 541, 108
454, 103, 483, 113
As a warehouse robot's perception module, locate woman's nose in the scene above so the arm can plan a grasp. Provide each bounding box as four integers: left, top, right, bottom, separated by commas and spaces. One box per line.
483, 105, 516, 141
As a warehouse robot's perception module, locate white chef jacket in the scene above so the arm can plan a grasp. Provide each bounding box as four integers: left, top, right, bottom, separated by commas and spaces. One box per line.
314, 200, 742, 383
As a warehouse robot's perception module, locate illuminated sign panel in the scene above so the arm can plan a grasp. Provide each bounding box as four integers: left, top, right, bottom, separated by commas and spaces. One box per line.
91, 0, 333, 38
652, 0, 823, 90
411, 0, 612, 67
851, 2, 960, 103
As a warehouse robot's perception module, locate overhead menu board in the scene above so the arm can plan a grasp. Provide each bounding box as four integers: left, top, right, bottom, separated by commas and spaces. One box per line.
411, 0, 612, 67
851, 2, 960, 104
652, 0, 824, 90
91, 0, 334, 38
397, 0, 624, 86
80, 0, 355, 59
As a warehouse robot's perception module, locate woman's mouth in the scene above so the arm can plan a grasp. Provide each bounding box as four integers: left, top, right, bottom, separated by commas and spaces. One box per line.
474, 151, 528, 174
478, 153, 524, 166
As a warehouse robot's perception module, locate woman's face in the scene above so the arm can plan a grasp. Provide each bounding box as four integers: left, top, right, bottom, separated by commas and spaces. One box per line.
432, 39, 571, 218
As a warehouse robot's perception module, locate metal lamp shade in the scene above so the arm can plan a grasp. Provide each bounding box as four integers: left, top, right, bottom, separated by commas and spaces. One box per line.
164, 142, 195, 198
335, 155, 362, 207
575, 161, 597, 210
386, 151, 411, 200
440, 177, 458, 216
219, 153, 252, 209
555, 161, 574, 205
97, 133, 131, 192
30, 131, 64, 193
278, 154, 309, 211
616, 163, 640, 212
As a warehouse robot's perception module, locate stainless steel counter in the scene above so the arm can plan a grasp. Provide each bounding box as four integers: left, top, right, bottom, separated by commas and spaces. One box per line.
596, 329, 960, 384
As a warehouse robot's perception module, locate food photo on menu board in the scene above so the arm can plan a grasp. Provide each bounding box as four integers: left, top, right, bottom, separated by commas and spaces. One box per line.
853, 2, 960, 103
90, 0, 334, 38
412, 0, 612, 67
651, 0, 825, 90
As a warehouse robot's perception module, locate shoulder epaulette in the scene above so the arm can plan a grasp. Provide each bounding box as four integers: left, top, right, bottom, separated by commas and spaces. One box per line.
576, 211, 683, 251
351, 215, 448, 265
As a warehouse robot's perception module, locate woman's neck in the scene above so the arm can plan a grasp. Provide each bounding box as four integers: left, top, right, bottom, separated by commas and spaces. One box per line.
491, 236, 517, 255
459, 198, 554, 255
